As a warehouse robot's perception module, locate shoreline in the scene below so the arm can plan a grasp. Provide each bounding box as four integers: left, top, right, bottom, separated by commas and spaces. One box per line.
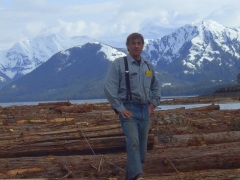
160, 96, 240, 105
1, 95, 239, 108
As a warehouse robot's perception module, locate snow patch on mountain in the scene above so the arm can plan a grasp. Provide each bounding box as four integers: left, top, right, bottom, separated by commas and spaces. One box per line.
57, 50, 72, 72
0, 34, 96, 79
187, 20, 240, 68
60, 49, 71, 56
0, 77, 6, 82
96, 42, 126, 61
146, 20, 240, 72
162, 83, 172, 87
183, 60, 196, 70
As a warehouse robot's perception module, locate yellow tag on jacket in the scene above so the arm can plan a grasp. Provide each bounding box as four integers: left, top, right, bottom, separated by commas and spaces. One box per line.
145, 70, 152, 76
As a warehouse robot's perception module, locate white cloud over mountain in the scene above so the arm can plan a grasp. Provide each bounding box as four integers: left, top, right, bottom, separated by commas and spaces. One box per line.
0, 0, 240, 50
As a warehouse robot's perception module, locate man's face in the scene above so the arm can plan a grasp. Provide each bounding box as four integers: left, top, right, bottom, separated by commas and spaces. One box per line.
127, 38, 144, 59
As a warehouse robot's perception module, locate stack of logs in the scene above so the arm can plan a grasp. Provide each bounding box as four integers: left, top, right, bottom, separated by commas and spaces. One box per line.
0, 100, 240, 179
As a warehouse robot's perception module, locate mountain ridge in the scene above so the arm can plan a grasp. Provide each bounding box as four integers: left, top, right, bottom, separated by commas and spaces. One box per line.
0, 20, 240, 102
0, 43, 126, 102
143, 20, 240, 83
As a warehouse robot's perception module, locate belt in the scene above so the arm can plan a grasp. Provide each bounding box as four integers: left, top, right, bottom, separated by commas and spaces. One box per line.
122, 101, 149, 105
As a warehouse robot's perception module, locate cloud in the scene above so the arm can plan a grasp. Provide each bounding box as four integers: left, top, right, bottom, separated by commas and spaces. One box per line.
37, 20, 110, 39
0, 0, 240, 49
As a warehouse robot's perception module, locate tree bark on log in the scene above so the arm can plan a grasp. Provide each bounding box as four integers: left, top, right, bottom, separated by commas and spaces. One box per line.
145, 169, 240, 180
187, 104, 220, 111
152, 109, 240, 135
147, 141, 240, 173
54, 104, 94, 113
155, 131, 240, 148
0, 124, 154, 157
0, 141, 240, 179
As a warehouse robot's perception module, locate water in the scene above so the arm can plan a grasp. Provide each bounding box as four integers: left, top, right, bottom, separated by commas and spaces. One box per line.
159, 102, 240, 110
0, 99, 108, 108
0, 98, 239, 110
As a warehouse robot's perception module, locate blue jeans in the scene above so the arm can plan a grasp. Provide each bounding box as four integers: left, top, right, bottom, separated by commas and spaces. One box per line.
119, 102, 150, 180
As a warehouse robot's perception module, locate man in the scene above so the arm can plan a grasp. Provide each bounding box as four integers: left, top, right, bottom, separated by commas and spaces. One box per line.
104, 33, 161, 180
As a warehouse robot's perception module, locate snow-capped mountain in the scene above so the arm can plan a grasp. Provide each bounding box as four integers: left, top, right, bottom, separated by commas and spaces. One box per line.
0, 34, 97, 80
0, 23, 173, 87
0, 42, 126, 102
144, 20, 240, 83
1, 20, 240, 100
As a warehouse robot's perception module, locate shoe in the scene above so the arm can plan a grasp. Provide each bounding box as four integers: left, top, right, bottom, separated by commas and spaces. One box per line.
134, 174, 144, 180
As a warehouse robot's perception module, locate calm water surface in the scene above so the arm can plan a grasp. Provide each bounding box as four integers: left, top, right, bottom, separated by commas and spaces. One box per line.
0, 99, 108, 108
0, 98, 239, 110
159, 102, 240, 110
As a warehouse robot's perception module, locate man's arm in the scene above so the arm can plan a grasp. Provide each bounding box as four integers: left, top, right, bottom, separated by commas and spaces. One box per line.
104, 60, 125, 113
149, 68, 161, 109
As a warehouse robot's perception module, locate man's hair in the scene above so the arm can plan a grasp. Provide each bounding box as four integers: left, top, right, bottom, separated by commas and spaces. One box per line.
126, 33, 144, 45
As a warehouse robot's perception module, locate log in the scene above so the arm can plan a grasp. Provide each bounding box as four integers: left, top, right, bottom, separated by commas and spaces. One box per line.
155, 131, 240, 148
0, 141, 240, 179
0, 126, 154, 157
147, 141, 240, 173
152, 109, 240, 134
54, 104, 94, 113
1, 136, 126, 157
38, 101, 71, 106
145, 169, 240, 180
187, 104, 220, 111
0, 124, 122, 140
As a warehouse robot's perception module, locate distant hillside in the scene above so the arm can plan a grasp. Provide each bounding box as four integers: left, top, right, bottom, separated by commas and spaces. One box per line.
0, 43, 125, 102
200, 85, 240, 98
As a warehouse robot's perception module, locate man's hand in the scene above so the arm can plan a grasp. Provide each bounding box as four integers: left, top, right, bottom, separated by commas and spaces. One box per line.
149, 103, 155, 116
120, 109, 132, 118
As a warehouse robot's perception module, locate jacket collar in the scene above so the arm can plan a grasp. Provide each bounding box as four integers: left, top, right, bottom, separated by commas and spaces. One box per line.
126, 53, 146, 65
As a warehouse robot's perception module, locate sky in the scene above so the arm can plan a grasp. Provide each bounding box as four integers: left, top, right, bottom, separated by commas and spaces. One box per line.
0, 0, 240, 50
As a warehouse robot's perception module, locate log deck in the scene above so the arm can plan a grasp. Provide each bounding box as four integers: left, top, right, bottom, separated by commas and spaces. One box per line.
0, 101, 240, 179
